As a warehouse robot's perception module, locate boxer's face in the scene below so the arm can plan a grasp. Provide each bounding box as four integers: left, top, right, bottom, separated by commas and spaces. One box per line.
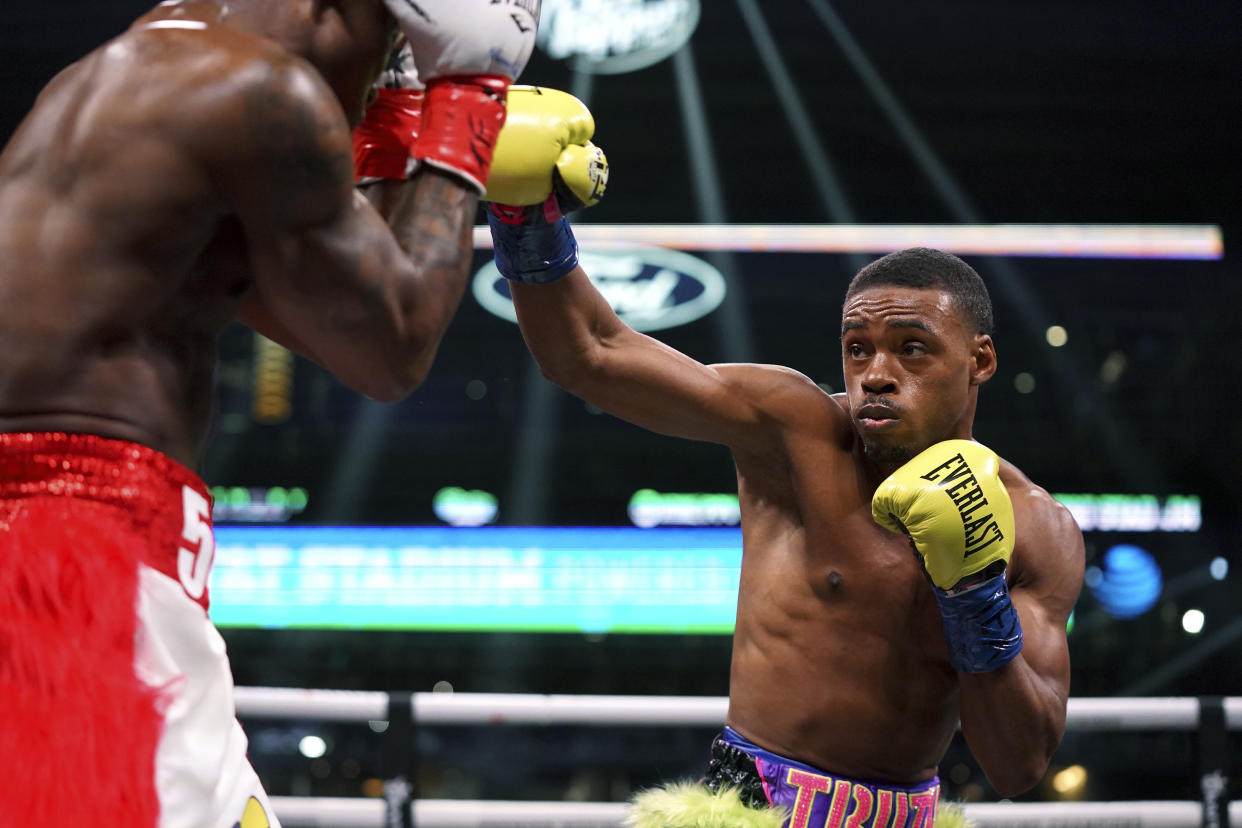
841, 286, 994, 469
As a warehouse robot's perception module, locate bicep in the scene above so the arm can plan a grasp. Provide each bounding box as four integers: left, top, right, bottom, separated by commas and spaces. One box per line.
219, 59, 417, 389
1010, 506, 1086, 694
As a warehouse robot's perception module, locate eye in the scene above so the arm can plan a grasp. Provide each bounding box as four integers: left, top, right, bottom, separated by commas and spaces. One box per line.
844, 342, 866, 358
900, 340, 928, 356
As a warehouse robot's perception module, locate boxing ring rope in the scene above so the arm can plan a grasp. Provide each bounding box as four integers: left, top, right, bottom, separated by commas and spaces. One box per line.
468, 223, 1224, 259
233, 688, 1241, 827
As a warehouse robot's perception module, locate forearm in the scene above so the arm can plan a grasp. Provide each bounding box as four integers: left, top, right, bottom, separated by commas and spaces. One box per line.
236, 291, 324, 368
512, 271, 753, 442
511, 268, 618, 383
958, 656, 1067, 796
376, 169, 479, 385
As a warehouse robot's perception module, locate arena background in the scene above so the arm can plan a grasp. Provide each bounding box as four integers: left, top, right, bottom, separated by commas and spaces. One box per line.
4, 0, 1241, 815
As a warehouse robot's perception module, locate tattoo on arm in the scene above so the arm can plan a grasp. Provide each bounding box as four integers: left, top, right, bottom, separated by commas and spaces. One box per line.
241, 61, 354, 231
236, 60, 478, 350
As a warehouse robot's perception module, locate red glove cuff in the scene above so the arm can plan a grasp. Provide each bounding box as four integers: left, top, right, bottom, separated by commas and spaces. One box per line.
352, 87, 425, 182
412, 76, 510, 194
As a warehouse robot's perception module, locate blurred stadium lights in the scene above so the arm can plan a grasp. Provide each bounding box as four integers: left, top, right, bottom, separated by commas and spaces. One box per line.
212, 485, 309, 523
805, 0, 975, 223
297, 735, 327, 759
1181, 608, 1205, 635
536, 0, 701, 75
673, 46, 758, 364
734, 0, 868, 276
794, 0, 1189, 502
1087, 544, 1163, 620
622, 489, 1200, 530
433, 487, 499, 527
504, 70, 600, 526
1046, 325, 1069, 347
468, 223, 1223, 258
1072, 557, 1224, 638
252, 334, 294, 424
1051, 764, 1088, 798
322, 399, 399, 523
1121, 614, 1242, 695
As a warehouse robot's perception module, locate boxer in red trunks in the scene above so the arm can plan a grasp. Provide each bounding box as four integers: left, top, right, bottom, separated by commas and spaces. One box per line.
0, 0, 539, 824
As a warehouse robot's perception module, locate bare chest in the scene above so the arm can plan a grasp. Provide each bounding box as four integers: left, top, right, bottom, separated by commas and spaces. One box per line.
735, 448, 949, 661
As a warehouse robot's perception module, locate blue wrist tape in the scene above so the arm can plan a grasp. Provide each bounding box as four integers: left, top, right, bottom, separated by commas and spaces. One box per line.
487, 210, 579, 285
934, 569, 1023, 673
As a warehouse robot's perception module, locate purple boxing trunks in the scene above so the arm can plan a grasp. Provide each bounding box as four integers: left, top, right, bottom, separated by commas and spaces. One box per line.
705, 727, 940, 828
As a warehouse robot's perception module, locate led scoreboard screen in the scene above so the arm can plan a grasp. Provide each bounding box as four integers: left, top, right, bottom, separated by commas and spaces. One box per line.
209, 526, 743, 633
208, 490, 1202, 633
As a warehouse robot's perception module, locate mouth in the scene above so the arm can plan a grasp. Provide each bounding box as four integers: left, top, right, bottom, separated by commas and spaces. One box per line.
855, 402, 900, 429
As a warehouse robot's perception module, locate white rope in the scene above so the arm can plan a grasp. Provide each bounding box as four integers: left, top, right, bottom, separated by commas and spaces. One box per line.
467, 223, 1223, 259
270, 797, 627, 827
233, 688, 1242, 730
234, 686, 389, 721
239, 691, 1242, 826
268, 797, 1242, 827
414, 692, 728, 726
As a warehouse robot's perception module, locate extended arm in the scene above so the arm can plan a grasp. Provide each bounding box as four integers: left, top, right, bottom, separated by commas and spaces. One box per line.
486, 89, 795, 452
513, 271, 781, 447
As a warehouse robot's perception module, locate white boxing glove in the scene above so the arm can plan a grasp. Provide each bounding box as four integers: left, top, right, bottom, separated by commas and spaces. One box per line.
384, 0, 539, 82
382, 0, 541, 193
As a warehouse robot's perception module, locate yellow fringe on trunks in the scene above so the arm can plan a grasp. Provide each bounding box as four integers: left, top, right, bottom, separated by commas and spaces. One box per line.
625, 781, 975, 828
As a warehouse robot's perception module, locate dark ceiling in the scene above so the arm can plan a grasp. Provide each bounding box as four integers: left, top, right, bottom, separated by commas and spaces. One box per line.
5, 1, 1239, 227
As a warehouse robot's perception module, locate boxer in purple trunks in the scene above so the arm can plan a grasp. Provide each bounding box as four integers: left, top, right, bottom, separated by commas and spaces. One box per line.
482, 174, 1086, 825
705, 728, 943, 828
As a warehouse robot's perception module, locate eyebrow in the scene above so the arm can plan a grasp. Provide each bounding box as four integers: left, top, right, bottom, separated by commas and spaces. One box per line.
841, 317, 934, 336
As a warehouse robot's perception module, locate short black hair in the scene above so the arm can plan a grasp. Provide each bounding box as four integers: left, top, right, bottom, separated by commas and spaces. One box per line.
844, 247, 994, 335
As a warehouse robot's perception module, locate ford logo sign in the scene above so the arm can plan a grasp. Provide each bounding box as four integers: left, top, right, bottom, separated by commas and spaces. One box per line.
537, 0, 701, 75
473, 247, 726, 332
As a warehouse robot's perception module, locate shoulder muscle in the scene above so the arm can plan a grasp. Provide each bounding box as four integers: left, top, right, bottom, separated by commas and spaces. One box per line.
713, 363, 851, 447
1005, 466, 1085, 617
211, 50, 355, 231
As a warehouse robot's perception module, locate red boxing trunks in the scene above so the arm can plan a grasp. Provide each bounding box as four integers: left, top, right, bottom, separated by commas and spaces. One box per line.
0, 432, 278, 828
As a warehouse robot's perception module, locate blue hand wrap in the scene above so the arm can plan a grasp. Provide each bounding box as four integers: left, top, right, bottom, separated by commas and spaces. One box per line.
934, 569, 1023, 673
487, 208, 579, 285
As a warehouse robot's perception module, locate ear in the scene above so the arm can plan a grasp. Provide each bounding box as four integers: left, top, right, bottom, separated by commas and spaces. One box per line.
969, 333, 997, 386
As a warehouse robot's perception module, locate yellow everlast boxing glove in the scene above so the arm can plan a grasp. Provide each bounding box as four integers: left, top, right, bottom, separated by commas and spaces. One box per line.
483, 86, 610, 284
872, 439, 1023, 672
485, 86, 608, 208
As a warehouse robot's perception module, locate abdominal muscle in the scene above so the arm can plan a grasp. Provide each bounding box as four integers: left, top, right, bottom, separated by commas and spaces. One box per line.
723, 506, 960, 784
0, 337, 219, 468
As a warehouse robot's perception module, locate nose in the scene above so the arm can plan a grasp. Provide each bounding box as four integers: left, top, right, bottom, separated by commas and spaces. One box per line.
860, 352, 897, 396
